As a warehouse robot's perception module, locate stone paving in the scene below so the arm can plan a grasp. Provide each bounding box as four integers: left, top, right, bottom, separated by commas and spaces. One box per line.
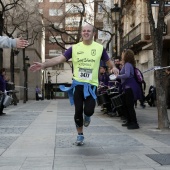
0, 99, 169, 170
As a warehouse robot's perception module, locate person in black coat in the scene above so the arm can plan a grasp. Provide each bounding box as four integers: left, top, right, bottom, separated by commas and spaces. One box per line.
0, 68, 6, 116
145, 85, 156, 107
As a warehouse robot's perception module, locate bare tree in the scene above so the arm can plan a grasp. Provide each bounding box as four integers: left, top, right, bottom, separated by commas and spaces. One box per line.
3, 0, 42, 82
0, 0, 24, 69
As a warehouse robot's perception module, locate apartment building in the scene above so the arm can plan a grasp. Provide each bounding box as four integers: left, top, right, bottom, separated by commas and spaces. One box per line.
119, 0, 170, 90
38, 0, 91, 98
93, 0, 170, 91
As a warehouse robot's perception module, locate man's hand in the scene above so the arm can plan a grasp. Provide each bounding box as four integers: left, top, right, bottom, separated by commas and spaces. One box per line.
110, 67, 119, 76
16, 37, 29, 48
29, 62, 45, 72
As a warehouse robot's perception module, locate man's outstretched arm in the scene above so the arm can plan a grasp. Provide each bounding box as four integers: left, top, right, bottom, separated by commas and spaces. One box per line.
29, 55, 67, 72
106, 59, 119, 75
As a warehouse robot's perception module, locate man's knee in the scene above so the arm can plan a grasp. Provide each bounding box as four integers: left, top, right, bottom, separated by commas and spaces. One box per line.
84, 108, 94, 117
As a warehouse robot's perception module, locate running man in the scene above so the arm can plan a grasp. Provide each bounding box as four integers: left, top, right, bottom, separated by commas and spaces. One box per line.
29, 24, 118, 145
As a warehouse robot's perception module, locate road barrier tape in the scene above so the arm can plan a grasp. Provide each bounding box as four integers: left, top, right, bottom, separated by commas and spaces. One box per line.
143, 65, 170, 73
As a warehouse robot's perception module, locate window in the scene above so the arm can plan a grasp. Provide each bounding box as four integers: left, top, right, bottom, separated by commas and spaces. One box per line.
49, 50, 62, 57
98, 2, 103, 13
98, 30, 110, 40
49, 36, 62, 43
65, 17, 80, 27
49, 9, 63, 16
38, 9, 43, 14
66, 3, 83, 13
53, 22, 63, 29
50, 0, 63, 2
53, 63, 64, 69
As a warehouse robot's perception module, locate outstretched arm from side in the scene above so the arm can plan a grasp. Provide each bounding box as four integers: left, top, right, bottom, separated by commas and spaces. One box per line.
0, 36, 29, 48
106, 59, 119, 75
29, 55, 67, 72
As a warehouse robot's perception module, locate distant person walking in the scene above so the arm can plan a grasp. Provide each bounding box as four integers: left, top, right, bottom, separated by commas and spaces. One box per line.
0, 68, 6, 116
35, 86, 41, 101
29, 24, 119, 145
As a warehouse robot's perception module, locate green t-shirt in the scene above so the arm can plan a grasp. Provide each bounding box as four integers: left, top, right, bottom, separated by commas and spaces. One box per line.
72, 41, 103, 86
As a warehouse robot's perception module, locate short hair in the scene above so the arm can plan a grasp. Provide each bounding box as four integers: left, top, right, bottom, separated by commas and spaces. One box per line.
82, 24, 96, 32
0, 68, 5, 74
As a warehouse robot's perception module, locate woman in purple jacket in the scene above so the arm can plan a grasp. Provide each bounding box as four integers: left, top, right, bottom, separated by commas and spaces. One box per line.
116, 49, 142, 129
0, 68, 6, 116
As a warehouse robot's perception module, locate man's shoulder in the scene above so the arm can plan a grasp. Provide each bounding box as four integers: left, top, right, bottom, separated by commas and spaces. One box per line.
93, 41, 103, 47
74, 42, 82, 46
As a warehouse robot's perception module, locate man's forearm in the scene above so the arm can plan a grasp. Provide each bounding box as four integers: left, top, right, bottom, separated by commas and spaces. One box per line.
42, 55, 66, 69
106, 59, 115, 69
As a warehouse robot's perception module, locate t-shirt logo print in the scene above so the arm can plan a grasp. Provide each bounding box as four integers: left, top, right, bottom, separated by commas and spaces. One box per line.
91, 49, 96, 56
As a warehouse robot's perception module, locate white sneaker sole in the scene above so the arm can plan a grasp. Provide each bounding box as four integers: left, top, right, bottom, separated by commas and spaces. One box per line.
75, 141, 84, 146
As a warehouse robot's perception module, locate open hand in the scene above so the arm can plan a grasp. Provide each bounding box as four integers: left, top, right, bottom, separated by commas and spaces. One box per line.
110, 67, 119, 76
29, 62, 44, 72
16, 37, 29, 48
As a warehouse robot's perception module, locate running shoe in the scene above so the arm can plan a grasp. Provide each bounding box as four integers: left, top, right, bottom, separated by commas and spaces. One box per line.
76, 135, 84, 145
83, 114, 91, 127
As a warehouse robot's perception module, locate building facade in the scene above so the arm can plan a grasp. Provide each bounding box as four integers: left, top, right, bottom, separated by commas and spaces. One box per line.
120, 0, 170, 91
3, 0, 42, 100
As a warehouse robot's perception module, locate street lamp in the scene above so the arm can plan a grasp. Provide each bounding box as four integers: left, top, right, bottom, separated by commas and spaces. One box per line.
0, 11, 4, 69
47, 71, 51, 83
111, 4, 121, 59
47, 71, 51, 100
10, 49, 20, 83
23, 56, 30, 103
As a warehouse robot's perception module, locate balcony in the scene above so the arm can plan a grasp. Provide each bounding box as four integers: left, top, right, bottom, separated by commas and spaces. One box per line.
120, 22, 151, 52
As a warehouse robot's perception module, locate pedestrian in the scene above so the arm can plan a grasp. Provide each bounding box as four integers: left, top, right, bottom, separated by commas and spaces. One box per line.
0, 68, 7, 116
99, 66, 109, 86
0, 36, 29, 48
164, 68, 170, 109
114, 58, 121, 71
98, 65, 110, 113
35, 85, 41, 101
145, 85, 156, 107
116, 49, 142, 129
29, 24, 119, 145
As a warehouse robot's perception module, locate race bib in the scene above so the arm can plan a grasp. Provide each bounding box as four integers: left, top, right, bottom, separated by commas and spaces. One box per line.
78, 68, 92, 80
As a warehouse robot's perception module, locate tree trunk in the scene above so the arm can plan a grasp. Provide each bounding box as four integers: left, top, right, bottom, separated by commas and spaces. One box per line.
154, 36, 169, 128
146, 0, 169, 129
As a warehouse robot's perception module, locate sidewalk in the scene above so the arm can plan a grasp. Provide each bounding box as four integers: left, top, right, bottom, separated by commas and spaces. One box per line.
0, 99, 170, 170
